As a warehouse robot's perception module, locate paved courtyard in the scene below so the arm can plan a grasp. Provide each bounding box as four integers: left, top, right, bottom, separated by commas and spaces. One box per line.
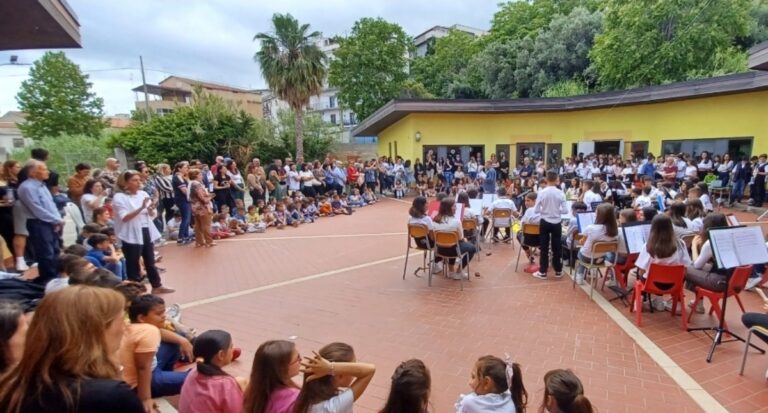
155, 198, 768, 412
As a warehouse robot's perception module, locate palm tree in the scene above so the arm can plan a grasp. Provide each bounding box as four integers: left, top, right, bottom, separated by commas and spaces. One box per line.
254, 13, 326, 162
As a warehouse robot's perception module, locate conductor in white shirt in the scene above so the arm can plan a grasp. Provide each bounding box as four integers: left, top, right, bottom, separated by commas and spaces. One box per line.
533, 172, 568, 279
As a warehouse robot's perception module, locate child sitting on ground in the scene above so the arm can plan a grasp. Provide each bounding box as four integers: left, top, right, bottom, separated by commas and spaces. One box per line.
331, 193, 352, 215
347, 188, 365, 208
45, 253, 95, 294
274, 202, 287, 229
246, 205, 260, 225
166, 211, 183, 241
318, 196, 333, 217
79, 223, 103, 250
362, 187, 378, 204
301, 198, 318, 223
455, 355, 527, 413
286, 203, 302, 227
211, 213, 233, 239
86, 234, 125, 280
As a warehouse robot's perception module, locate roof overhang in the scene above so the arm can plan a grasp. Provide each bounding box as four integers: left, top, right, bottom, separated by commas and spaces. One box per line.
353, 71, 768, 137
749, 41, 768, 71
131, 84, 191, 96
0, 0, 80, 51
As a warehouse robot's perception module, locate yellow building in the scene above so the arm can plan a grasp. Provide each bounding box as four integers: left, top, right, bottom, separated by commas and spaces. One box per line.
133, 76, 263, 119
353, 70, 768, 166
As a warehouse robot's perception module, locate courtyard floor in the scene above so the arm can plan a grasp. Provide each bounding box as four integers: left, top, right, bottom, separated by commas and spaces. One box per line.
154, 198, 768, 413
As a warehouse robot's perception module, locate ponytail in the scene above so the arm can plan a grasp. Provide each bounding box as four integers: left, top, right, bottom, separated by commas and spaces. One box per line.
568, 394, 594, 413
192, 330, 232, 377
509, 362, 528, 413
540, 369, 593, 413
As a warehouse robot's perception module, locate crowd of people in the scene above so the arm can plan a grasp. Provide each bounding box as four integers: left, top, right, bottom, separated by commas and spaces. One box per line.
1, 146, 768, 412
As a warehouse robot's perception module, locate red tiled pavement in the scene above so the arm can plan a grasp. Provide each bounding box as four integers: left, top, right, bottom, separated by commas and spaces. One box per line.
154, 199, 768, 412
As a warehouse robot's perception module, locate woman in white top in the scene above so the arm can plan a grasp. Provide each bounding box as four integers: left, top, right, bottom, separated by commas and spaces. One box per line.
112, 170, 173, 294
80, 179, 107, 222
467, 158, 479, 180
575, 204, 618, 284
294, 342, 375, 413
717, 153, 734, 185
433, 198, 477, 279
697, 151, 714, 179
635, 215, 691, 275
684, 159, 698, 180
226, 160, 246, 204
287, 163, 301, 195
685, 214, 729, 313
299, 163, 317, 198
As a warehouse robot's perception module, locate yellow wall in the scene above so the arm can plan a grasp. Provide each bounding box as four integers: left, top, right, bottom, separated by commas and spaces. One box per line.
377, 90, 768, 161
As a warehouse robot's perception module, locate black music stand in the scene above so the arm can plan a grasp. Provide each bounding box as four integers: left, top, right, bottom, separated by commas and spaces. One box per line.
687, 226, 767, 362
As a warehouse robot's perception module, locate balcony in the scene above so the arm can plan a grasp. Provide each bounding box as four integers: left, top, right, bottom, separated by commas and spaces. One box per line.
310, 102, 338, 111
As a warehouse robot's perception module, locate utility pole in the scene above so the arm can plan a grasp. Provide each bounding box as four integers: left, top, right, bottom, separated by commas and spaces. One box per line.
139, 56, 151, 118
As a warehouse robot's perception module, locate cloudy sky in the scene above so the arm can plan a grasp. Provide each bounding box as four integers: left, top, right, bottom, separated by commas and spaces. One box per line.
0, 0, 499, 115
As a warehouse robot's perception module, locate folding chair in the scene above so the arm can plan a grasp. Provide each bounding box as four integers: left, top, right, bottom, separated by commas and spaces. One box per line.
687, 265, 751, 329
515, 223, 540, 272
739, 325, 768, 375
630, 263, 687, 330
573, 240, 618, 299
489, 208, 515, 247
403, 224, 435, 286
462, 218, 481, 262
433, 230, 470, 291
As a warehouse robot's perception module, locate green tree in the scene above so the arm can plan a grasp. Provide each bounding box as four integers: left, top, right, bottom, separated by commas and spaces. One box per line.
476, 39, 524, 98
737, 0, 768, 49
590, 0, 752, 90
399, 79, 435, 99
542, 79, 589, 97
254, 13, 326, 162
410, 30, 484, 98
329, 18, 412, 121
489, 0, 600, 43
514, 7, 603, 97
258, 110, 336, 162
15, 52, 106, 140
12, 134, 112, 180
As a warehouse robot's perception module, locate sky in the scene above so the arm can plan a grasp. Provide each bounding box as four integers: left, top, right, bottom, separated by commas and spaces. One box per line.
0, 0, 499, 116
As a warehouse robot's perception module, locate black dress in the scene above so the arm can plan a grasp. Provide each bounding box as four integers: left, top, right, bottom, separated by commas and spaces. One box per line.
0, 180, 17, 249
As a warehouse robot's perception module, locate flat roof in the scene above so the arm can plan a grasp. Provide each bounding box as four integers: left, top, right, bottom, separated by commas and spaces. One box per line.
352, 71, 768, 137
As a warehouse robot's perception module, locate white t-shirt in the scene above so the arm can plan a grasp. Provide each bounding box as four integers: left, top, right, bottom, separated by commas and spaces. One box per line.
433, 216, 462, 239
579, 224, 617, 258
80, 193, 103, 222
700, 194, 714, 211
455, 390, 516, 413
583, 191, 603, 209
287, 170, 301, 191
309, 388, 354, 413
636, 240, 691, 272
45, 277, 69, 294
520, 207, 541, 224
408, 215, 433, 231
490, 198, 517, 227
685, 166, 698, 178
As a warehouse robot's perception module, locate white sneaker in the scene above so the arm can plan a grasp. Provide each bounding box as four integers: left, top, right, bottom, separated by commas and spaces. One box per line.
664, 300, 682, 315
575, 272, 585, 285
688, 299, 705, 314
746, 277, 762, 290
651, 297, 666, 312
15, 258, 28, 272
431, 262, 444, 274
532, 271, 547, 280
451, 270, 468, 280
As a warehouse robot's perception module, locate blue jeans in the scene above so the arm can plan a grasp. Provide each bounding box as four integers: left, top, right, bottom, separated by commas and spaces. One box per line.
444, 171, 454, 186
176, 200, 191, 241
151, 341, 189, 397
106, 258, 126, 280
732, 179, 745, 202
27, 219, 59, 285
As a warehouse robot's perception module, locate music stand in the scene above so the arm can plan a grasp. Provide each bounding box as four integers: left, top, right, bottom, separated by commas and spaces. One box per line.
687, 225, 767, 362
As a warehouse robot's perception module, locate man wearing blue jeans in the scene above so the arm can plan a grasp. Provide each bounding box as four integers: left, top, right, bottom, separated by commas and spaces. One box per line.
17, 160, 62, 285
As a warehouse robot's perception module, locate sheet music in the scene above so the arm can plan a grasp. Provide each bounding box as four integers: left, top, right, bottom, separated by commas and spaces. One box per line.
622, 223, 651, 254
726, 214, 739, 226
482, 194, 497, 208
454, 204, 465, 222
469, 199, 483, 216
576, 212, 596, 233
710, 226, 768, 268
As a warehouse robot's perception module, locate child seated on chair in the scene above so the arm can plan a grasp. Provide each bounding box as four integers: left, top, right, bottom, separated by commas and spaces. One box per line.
484, 187, 518, 242
633, 214, 691, 312
574, 204, 618, 285
516, 192, 541, 264
561, 201, 588, 262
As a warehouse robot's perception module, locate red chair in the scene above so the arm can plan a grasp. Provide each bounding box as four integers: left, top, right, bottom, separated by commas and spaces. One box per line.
687, 265, 752, 329
630, 263, 687, 330
602, 252, 639, 291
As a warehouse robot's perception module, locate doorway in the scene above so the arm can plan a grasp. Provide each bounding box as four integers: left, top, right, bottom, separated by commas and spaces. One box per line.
594, 140, 621, 155
516, 143, 545, 166
630, 141, 648, 159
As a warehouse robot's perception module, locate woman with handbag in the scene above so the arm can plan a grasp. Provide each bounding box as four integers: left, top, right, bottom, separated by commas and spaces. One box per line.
246, 163, 264, 206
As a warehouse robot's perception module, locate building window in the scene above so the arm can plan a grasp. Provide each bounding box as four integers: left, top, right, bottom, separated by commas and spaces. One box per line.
156, 108, 174, 116
329, 96, 336, 108
330, 114, 337, 124
349, 113, 356, 124
12, 138, 25, 148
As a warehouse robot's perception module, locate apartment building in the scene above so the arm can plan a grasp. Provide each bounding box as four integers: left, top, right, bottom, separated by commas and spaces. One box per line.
133, 76, 263, 119
412, 24, 488, 58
